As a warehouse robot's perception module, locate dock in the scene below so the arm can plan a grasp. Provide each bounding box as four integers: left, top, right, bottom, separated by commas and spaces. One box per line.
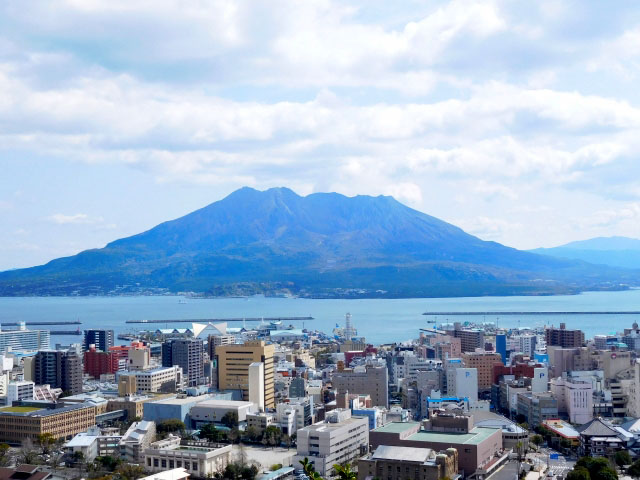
422, 311, 640, 316
0, 321, 82, 326
125, 316, 314, 324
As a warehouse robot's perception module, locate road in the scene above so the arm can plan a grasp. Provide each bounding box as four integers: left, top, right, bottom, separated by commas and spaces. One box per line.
488, 460, 520, 480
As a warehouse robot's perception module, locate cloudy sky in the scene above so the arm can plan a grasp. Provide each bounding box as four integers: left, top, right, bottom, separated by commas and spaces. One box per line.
2, 0, 640, 270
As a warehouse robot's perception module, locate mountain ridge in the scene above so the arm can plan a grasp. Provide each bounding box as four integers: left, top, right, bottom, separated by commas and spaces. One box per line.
530, 236, 640, 270
1, 187, 638, 298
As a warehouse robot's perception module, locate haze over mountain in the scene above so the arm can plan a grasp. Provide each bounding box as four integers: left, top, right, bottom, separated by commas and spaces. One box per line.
0, 187, 637, 298
530, 237, 640, 270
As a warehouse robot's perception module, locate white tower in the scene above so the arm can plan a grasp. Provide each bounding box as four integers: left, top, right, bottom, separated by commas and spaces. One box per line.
344, 313, 355, 340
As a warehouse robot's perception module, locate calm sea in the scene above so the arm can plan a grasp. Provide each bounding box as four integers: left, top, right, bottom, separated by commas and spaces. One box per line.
1, 290, 640, 345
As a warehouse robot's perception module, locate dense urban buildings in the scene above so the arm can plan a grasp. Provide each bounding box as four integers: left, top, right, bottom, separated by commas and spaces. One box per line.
162, 339, 204, 387
0, 324, 50, 354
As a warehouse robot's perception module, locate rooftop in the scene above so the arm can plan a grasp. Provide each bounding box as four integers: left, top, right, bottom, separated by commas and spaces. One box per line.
0, 406, 41, 413
193, 399, 255, 408
373, 422, 500, 445
138, 468, 190, 480
543, 420, 579, 439
371, 445, 435, 462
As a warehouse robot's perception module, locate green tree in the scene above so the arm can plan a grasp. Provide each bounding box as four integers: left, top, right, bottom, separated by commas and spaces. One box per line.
264, 426, 282, 447
333, 463, 357, 480
567, 468, 591, 480
115, 463, 146, 480
96, 456, 121, 472
270, 464, 283, 471
628, 459, 640, 478
576, 457, 618, 480
614, 450, 632, 468
531, 435, 543, 448
221, 411, 239, 429
36, 433, 56, 455
244, 426, 259, 443
157, 418, 186, 435
0, 444, 10, 467
200, 423, 222, 442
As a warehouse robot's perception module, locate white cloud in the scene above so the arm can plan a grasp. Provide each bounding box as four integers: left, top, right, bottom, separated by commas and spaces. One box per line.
47, 213, 102, 225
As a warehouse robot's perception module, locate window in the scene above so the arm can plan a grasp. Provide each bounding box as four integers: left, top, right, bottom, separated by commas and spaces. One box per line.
153, 459, 159, 467
193, 463, 198, 471
161, 460, 166, 468
147, 459, 151, 466
169, 460, 174, 468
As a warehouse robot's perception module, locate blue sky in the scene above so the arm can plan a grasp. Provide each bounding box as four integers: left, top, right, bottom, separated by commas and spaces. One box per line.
2, 0, 640, 270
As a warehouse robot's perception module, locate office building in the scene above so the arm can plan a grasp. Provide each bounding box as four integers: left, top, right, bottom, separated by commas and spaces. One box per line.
83, 329, 114, 353
545, 323, 584, 348
446, 368, 478, 402
0, 403, 97, 443
162, 339, 204, 387
332, 364, 389, 408
118, 365, 184, 395
207, 334, 235, 360
144, 436, 232, 477
293, 409, 369, 477
276, 397, 313, 435
216, 340, 275, 409
461, 352, 503, 393
246, 412, 275, 434
550, 376, 593, 424
0, 325, 49, 354
7, 380, 34, 405
358, 445, 458, 480
34, 349, 82, 395
516, 392, 558, 427
495, 334, 507, 364
249, 362, 265, 411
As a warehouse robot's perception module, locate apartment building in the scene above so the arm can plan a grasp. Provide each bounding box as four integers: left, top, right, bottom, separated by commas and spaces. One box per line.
6, 380, 34, 405
162, 339, 205, 387
0, 403, 97, 444
0, 325, 50, 354
443, 323, 485, 353
34, 350, 83, 395
461, 352, 503, 393
83, 329, 114, 353
216, 340, 275, 409
332, 364, 389, 408
293, 409, 369, 477
545, 323, 584, 348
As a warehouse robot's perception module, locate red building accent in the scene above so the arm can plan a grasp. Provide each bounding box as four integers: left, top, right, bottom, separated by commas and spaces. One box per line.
492, 363, 543, 384
84, 345, 120, 378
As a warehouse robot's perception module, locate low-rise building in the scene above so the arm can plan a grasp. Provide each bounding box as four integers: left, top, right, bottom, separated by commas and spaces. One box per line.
120, 420, 157, 463
118, 366, 184, 395
370, 413, 505, 478
293, 409, 369, 477
189, 399, 257, 427
64, 426, 122, 461
516, 392, 558, 427
0, 403, 97, 444
144, 436, 232, 478
246, 412, 275, 435
358, 445, 458, 480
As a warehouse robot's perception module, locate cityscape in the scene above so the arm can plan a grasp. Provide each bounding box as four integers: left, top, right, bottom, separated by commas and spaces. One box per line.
0, 312, 638, 480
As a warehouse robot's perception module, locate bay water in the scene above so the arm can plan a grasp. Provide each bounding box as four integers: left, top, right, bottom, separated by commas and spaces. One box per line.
1, 289, 640, 346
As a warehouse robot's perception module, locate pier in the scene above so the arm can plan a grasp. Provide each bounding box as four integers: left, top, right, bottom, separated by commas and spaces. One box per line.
0, 321, 82, 326
422, 311, 640, 316
50, 330, 82, 335
125, 316, 314, 324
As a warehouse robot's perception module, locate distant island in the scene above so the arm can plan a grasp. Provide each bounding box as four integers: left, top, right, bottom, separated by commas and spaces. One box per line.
0, 187, 638, 298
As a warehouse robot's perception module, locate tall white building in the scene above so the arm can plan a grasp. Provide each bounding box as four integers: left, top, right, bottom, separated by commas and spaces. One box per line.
248, 362, 265, 412
293, 409, 368, 477
550, 376, 593, 424
446, 368, 478, 403
0, 325, 50, 354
